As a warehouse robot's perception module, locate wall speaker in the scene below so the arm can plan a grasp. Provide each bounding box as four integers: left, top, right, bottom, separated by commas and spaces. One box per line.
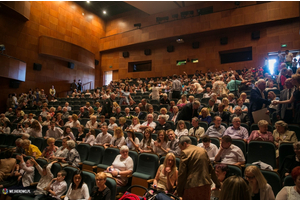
144, 49, 151, 55
68, 62, 74, 69
123, 51, 129, 58
95, 59, 99, 66
167, 45, 174, 52
33, 63, 42, 71
220, 37, 228, 45
192, 42, 199, 49
251, 31, 260, 39
9, 80, 21, 88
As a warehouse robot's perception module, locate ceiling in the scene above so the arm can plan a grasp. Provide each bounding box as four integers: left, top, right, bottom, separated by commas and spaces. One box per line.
75, 1, 201, 21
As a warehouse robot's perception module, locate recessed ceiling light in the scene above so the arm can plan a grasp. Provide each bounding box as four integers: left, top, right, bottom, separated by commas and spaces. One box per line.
103, 10, 106, 14
87, 1, 90, 3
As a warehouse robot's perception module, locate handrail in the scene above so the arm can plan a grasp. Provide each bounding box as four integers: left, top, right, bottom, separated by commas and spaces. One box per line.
82, 81, 93, 92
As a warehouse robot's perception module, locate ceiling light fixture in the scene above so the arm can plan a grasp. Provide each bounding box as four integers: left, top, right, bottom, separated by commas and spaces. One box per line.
103, 10, 106, 14
87, 1, 90, 3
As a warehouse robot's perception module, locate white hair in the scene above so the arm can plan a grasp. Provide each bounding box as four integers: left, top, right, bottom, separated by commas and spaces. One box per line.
120, 145, 129, 152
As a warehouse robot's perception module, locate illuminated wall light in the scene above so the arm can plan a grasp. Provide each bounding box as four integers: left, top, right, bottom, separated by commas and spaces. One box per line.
87, 1, 90, 3
103, 10, 106, 14
82, 13, 85, 16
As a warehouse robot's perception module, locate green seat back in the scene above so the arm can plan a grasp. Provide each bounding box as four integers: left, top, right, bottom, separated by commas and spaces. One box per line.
134, 153, 159, 179
261, 169, 281, 196
247, 141, 276, 169
279, 143, 294, 167
76, 143, 91, 162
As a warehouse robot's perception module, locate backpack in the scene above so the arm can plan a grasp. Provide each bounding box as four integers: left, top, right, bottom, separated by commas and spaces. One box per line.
119, 192, 146, 200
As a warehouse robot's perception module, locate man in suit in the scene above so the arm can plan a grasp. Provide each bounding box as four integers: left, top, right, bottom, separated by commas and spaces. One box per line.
78, 107, 89, 118
177, 136, 220, 200
214, 103, 230, 124
207, 98, 218, 113
101, 93, 116, 118
248, 79, 271, 124
134, 107, 146, 120
277, 78, 295, 124
176, 101, 201, 122
144, 105, 158, 121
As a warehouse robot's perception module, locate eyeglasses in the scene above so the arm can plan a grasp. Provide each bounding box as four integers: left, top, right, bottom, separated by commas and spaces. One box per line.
245, 175, 255, 180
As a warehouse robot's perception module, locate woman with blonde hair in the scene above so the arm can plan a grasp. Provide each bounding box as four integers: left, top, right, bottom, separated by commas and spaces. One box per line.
118, 117, 128, 132
199, 107, 212, 124
71, 114, 81, 128
106, 127, 125, 148
90, 172, 111, 200
219, 176, 251, 200
41, 137, 58, 159
85, 115, 98, 129
128, 117, 142, 132
222, 97, 232, 112
108, 117, 118, 131
22, 139, 42, 159
248, 120, 274, 143
159, 107, 169, 120
228, 93, 236, 105
153, 153, 178, 192
244, 165, 275, 200
240, 92, 250, 103
42, 115, 52, 126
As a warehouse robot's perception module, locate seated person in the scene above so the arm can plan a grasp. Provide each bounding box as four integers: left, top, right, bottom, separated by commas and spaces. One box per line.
105, 145, 133, 186
278, 142, 300, 181
155, 115, 172, 132
159, 107, 169, 120
119, 117, 128, 132
61, 140, 81, 168
231, 98, 248, 113
44, 170, 68, 200
23, 139, 42, 159
50, 138, 69, 161
107, 117, 118, 131
90, 172, 111, 200
229, 106, 250, 126
42, 137, 59, 159
214, 103, 230, 124
199, 107, 212, 124
82, 129, 96, 146
105, 127, 125, 149
143, 106, 158, 121
174, 120, 188, 138
223, 117, 248, 141
0, 150, 16, 186
211, 164, 230, 189
76, 125, 85, 142
94, 125, 112, 146
188, 117, 205, 142
205, 116, 226, 138
139, 128, 155, 153
215, 135, 245, 166
139, 114, 157, 133
160, 93, 170, 105
276, 166, 300, 200
153, 153, 178, 193
61, 126, 76, 141
166, 130, 181, 156
45, 121, 64, 139
64, 170, 89, 200
273, 120, 298, 149
124, 129, 140, 151
197, 135, 219, 162
85, 115, 98, 129
248, 120, 274, 143
149, 130, 169, 156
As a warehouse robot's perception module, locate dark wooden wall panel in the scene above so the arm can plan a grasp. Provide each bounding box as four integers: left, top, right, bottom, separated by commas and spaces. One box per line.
0, 1, 105, 112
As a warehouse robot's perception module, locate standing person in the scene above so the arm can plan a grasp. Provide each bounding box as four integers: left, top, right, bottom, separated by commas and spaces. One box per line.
248, 79, 271, 124
101, 93, 116, 118
171, 74, 182, 99
77, 79, 82, 92
177, 136, 221, 200
71, 80, 77, 94
49, 85, 56, 98
285, 50, 294, 68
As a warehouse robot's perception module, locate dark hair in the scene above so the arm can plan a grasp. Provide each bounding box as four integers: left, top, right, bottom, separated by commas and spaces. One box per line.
143, 128, 153, 147
222, 135, 232, 143
202, 135, 211, 143
4, 149, 14, 159
71, 170, 84, 189
58, 170, 67, 177
63, 126, 71, 137
157, 130, 168, 143
127, 129, 136, 141
215, 164, 230, 178
42, 164, 48, 169
291, 166, 300, 182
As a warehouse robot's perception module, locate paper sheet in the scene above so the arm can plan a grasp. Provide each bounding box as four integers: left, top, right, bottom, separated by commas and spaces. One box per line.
252, 108, 271, 124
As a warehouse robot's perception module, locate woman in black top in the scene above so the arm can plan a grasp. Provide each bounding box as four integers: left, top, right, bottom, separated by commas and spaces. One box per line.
76, 125, 85, 142
90, 172, 111, 200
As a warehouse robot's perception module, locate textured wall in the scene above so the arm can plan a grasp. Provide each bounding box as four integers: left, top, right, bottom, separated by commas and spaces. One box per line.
0, 1, 105, 112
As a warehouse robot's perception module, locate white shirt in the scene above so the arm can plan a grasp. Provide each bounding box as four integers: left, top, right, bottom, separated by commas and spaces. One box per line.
141, 121, 156, 130
197, 143, 219, 162
128, 124, 142, 132
175, 129, 188, 138
65, 120, 80, 128
84, 135, 95, 146
112, 155, 134, 184
218, 144, 245, 165
94, 132, 112, 145
46, 127, 63, 139
50, 180, 67, 200
85, 121, 98, 129
64, 183, 89, 200
108, 123, 118, 130
125, 137, 140, 150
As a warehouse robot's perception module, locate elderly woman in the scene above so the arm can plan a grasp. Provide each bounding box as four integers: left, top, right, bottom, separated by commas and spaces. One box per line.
90, 172, 111, 200
153, 153, 178, 193
22, 139, 42, 159
83, 129, 96, 146
62, 140, 80, 167
228, 93, 236, 105
212, 76, 226, 97
278, 142, 300, 181
276, 166, 300, 200
50, 138, 69, 161
108, 117, 118, 131
240, 93, 250, 103
248, 120, 274, 143
61, 126, 76, 141
48, 107, 56, 118
71, 114, 81, 128
105, 127, 125, 148
199, 107, 212, 124
106, 145, 133, 186
159, 107, 169, 120
28, 120, 42, 138
41, 137, 58, 159
222, 98, 232, 112
273, 121, 298, 148
117, 117, 127, 132
85, 115, 98, 129
176, 95, 189, 109
128, 117, 142, 132
244, 165, 275, 200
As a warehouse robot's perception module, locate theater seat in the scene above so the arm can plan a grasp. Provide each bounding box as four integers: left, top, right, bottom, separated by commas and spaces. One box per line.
261, 169, 281, 196
76, 143, 91, 162
247, 141, 276, 169
96, 147, 120, 172
82, 145, 104, 171
106, 177, 117, 199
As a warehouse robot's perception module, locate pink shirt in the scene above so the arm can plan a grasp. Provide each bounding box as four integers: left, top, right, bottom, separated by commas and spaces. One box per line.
248, 130, 274, 143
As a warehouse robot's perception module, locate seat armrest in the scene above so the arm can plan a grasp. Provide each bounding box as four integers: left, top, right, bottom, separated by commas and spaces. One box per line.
147, 179, 154, 183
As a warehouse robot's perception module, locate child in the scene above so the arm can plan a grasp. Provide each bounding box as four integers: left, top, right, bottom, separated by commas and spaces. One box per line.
43, 170, 68, 200
31, 159, 56, 200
